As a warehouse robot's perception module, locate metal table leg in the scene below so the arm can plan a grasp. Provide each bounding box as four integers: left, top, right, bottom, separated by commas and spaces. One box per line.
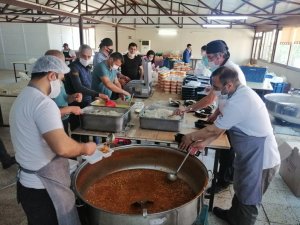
13, 63, 17, 83
208, 148, 220, 211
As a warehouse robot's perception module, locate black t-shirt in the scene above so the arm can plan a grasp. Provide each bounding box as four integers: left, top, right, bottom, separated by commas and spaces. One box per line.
121, 54, 142, 80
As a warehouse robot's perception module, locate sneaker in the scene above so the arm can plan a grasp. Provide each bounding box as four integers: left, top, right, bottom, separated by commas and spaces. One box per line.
213, 207, 233, 225
2, 156, 16, 169
206, 182, 230, 194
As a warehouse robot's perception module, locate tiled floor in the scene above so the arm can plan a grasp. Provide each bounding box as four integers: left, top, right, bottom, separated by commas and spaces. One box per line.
1, 69, 300, 225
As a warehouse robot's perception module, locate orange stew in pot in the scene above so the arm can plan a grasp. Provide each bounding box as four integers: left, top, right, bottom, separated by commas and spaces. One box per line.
83, 169, 196, 214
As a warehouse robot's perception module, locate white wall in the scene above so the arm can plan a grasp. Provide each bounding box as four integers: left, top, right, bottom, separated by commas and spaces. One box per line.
0, 23, 49, 70
0, 23, 80, 70
47, 24, 80, 51
95, 26, 254, 65
258, 60, 300, 88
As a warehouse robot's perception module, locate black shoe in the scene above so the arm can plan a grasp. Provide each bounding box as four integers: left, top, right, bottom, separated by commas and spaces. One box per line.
206, 182, 230, 194
2, 156, 16, 169
213, 207, 232, 224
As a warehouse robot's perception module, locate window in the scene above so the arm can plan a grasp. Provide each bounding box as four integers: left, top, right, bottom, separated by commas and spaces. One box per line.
259, 30, 276, 62
288, 28, 300, 69
252, 32, 262, 60
83, 27, 96, 49
274, 30, 290, 65
274, 27, 300, 69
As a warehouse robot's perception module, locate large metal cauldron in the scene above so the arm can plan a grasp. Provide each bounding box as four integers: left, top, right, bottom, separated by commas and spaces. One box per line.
264, 93, 300, 124
73, 145, 209, 225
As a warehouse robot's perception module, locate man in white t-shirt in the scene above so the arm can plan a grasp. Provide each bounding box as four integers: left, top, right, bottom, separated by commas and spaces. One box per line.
174, 40, 247, 192
179, 66, 280, 225
10, 55, 96, 225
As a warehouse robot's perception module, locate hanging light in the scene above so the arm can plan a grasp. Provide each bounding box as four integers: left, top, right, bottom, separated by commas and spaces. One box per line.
202, 24, 231, 28
207, 16, 248, 20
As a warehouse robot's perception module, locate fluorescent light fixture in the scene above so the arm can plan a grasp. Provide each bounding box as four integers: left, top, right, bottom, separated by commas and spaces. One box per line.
202, 24, 231, 28
207, 16, 248, 20
158, 29, 177, 36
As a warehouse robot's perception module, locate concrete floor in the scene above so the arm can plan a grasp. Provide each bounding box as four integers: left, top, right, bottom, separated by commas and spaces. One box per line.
0, 69, 300, 225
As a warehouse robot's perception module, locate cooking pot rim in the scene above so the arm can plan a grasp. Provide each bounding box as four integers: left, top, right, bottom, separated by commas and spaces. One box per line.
72, 144, 209, 216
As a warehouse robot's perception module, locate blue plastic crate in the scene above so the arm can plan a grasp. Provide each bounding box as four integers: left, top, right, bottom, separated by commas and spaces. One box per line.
271, 82, 288, 93
240, 66, 267, 83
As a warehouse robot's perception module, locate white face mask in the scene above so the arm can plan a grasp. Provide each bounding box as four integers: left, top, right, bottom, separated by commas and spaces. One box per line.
208, 61, 219, 71
214, 86, 229, 98
214, 90, 221, 97
128, 53, 135, 58
79, 58, 91, 67
49, 79, 61, 98
112, 64, 119, 70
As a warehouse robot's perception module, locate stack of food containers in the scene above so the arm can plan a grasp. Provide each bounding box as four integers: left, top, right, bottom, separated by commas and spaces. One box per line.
158, 69, 186, 94
164, 77, 171, 93
170, 77, 177, 94
177, 77, 184, 94
158, 71, 170, 89
173, 62, 192, 71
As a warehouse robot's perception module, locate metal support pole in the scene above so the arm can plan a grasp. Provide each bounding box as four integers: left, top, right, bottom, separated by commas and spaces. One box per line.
78, 0, 84, 45
79, 16, 84, 45
115, 26, 118, 52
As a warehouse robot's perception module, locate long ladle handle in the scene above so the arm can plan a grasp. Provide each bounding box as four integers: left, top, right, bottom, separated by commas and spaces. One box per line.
175, 148, 193, 174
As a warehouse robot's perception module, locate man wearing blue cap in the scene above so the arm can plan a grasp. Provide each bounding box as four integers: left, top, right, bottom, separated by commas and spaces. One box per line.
179, 66, 280, 225
10, 55, 96, 225
174, 40, 247, 193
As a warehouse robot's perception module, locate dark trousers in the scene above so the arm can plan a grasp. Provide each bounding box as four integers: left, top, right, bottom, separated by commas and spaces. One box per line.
218, 147, 235, 184
262, 165, 280, 194
0, 138, 11, 163
17, 182, 59, 225
227, 195, 258, 225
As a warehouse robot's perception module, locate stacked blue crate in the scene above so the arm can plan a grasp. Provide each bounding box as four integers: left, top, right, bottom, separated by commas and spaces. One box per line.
240, 66, 267, 83
271, 82, 289, 93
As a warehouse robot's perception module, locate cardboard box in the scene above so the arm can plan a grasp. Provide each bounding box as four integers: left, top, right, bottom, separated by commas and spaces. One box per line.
279, 144, 300, 197
278, 142, 293, 161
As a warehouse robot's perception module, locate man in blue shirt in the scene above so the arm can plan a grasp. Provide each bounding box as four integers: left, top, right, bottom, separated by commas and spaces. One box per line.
183, 43, 192, 63
92, 52, 131, 99
45, 50, 82, 134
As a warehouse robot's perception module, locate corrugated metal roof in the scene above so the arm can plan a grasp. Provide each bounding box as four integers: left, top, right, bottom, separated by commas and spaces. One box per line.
0, 0, 299, 29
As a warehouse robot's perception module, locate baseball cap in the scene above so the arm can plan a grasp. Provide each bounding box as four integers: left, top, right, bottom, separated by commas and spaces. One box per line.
31, 55, 70, 74
206, 40, 228, 54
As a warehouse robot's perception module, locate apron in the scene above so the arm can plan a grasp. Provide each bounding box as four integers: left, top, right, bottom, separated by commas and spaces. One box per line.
19, 156, 81, 225
63, 50, 72, 62
228, 127, 266, 205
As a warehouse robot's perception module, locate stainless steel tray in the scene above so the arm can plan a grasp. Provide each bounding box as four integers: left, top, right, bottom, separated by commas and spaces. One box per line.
139, 105, 183, 132
80, 106, 131, 132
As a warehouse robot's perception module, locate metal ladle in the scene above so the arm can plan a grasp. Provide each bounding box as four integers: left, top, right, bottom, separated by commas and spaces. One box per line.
167, 148, 193, 182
